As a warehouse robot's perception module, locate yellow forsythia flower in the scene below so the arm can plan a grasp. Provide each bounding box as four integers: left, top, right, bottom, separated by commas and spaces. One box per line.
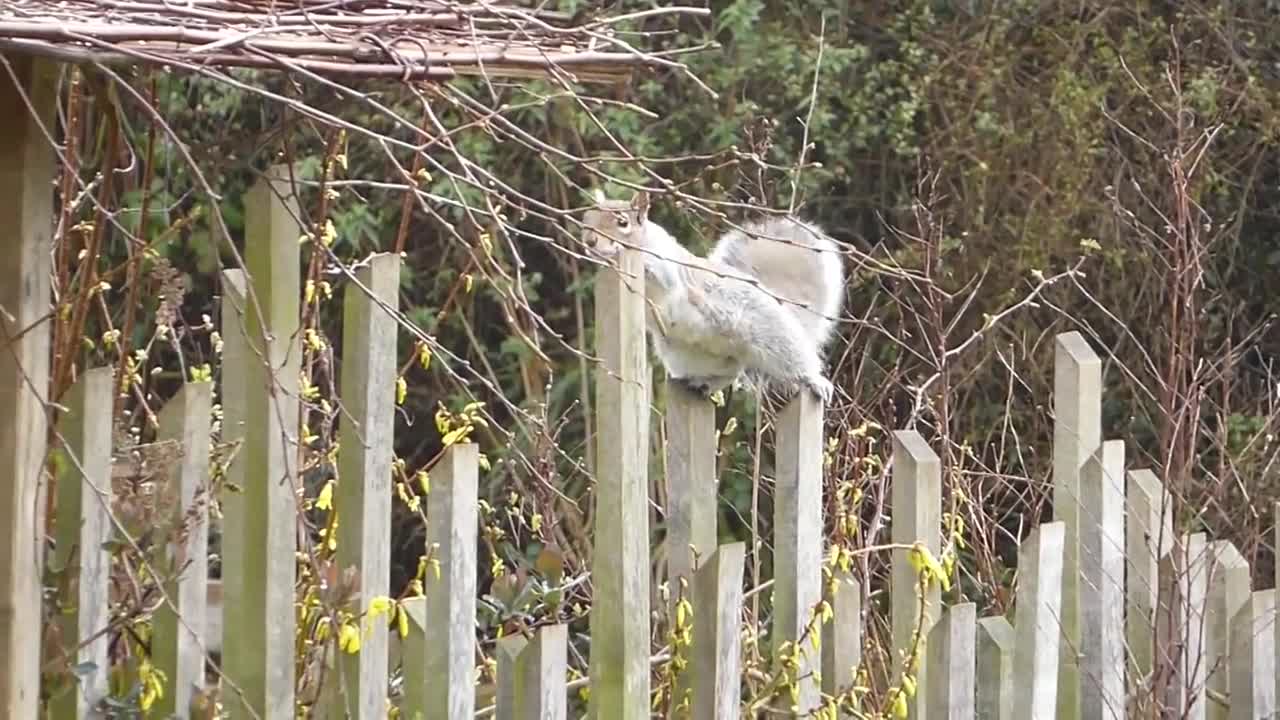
315, 480, 334, 511
902, 674, 917, 698
339, 622, 361, 653
396, 604, 410, 638
892, 691, 909, 718
368, 596, 393, 620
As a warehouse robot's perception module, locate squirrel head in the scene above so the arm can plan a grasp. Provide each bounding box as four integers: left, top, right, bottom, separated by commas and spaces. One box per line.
581, 189, 650, 260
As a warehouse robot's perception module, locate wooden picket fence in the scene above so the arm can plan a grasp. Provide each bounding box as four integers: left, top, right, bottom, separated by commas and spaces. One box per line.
2, 69, 1277, 720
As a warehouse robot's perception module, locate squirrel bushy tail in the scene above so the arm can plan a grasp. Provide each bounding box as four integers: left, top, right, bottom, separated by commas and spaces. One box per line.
709, 217, 845, 350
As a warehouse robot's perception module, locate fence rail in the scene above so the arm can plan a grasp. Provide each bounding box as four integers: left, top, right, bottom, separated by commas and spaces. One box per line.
2, 61, 1277, 720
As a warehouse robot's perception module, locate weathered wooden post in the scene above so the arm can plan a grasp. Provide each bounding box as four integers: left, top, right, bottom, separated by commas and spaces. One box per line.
1079, 440, 1125, 720
1125, 467, 1171, 706
924, 602, 975, 719
48, 367, 113, 719
1206, 541, 1250, 720
1228, 590, 1275, 720
403, 442, 479, 719
664, 383, 717, 594
0, 55, 57, 719
496, 636, 528, 720
976, 617, 1014, 720
496, 624, 568, 720
692, 542, 745, 720
773, 391, 825, 713
1159, 532, 1210, 720
891, 430, 941, 720
588, 245, 650, 719
219, 164, 303, 718
821, 569, 862, 717
152, 380, 214, 716
664, 382, 717, 711
1011, 521, 1065, 720
219, 269, 250, 710
333, 253, 401, 718
1053, 331, 1102, 720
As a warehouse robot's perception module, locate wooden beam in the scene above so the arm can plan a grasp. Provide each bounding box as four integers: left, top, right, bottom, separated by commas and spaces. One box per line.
1052, 331, 1102, 720
152, 381, 214, 716
588, 245, 650, 720
891, 430, 941, 720
217, 268, 248, 708
976, 616, 1014, 720
692, 542, 745, 720
1125, 468, 1170, 702
333, 253, 401, 718
1159, 532, 1210, 720
1079, 440, 1125, 720
1206, 541, 1250, 720
663, 381, 717, 712
403, 442, 479, 719
1228, 590, 1275, 720
496, 624, 568, 720
496, 634, 529, 720
1011, 522, 1065, 720
925, 602, 975, 719
773, 391, 825, 714
0, 54, 57, 719
821, 569, 862, 717
220, 166, 302, 719
663, 380, 717, 597
48, 367, 113, 719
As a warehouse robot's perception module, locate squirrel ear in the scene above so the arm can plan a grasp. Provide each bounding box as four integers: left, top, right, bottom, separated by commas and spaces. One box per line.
630, 189, 650, 218
591, 188, 606, 205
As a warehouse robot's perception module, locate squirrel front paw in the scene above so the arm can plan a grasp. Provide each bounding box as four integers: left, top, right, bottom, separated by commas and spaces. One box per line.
676, 374, 739, 400
676, 377, 715, 398
804, 376, 834, 404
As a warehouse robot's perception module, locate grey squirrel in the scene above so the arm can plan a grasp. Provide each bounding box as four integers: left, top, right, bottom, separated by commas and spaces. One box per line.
582, 189, 844, 403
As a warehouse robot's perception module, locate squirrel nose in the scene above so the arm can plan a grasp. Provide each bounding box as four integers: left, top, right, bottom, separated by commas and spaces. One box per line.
582, 233, 614, 258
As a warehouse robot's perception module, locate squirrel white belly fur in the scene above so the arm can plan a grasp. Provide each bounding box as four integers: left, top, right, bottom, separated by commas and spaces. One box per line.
582, 190, 844, 403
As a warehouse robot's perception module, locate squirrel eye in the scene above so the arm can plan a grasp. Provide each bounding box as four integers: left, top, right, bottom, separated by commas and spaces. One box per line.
615, 213, 630, 229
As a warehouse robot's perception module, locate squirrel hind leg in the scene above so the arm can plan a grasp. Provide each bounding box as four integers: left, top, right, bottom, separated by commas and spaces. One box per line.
750, 372, 834, 406
802, 375, 834, 404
